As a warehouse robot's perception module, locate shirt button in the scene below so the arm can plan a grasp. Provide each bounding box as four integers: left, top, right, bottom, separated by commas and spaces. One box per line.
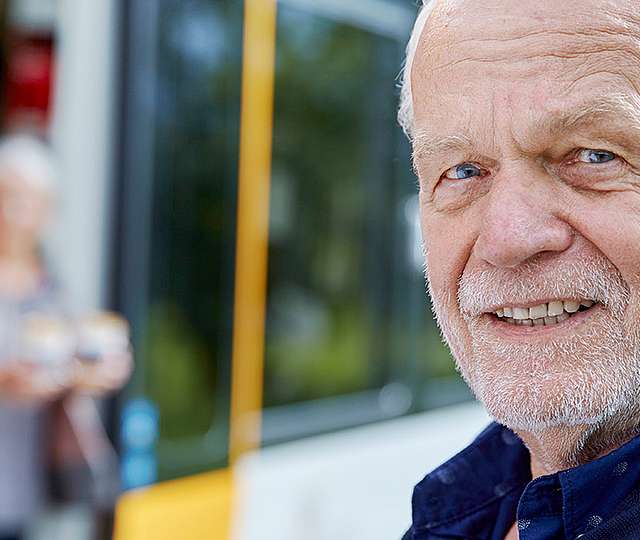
517, 519, 531, 531
614, 461, 628, 476
435, 467, 456, 485
588, 515, 603, 528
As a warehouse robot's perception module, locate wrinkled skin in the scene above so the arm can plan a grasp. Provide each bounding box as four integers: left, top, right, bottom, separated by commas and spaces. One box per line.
412, 0, 640, 490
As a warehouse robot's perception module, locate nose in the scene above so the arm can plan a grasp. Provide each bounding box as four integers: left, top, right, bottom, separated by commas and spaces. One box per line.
473, 171, 573, 268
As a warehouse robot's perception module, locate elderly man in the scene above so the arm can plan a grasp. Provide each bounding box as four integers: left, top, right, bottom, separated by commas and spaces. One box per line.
400, 0, 640, 539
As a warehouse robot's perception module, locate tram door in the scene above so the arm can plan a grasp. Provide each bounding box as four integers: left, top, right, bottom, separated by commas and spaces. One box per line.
113, 1, 467, 538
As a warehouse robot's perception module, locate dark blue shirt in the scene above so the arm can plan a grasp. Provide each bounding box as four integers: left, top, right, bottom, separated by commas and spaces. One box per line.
407, 423, 640, 540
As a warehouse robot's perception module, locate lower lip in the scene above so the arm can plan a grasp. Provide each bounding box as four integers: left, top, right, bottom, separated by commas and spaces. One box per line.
483, 304, 602, 338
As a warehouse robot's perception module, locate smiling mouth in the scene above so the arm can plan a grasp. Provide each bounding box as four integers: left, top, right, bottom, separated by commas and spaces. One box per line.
490, 299, 598, 327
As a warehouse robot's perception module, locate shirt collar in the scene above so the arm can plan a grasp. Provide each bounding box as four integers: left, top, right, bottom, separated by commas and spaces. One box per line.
412, 422, 640, 539
412, 422, 531, 537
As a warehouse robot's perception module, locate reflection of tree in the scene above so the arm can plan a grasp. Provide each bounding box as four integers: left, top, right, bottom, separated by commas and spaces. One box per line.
146, 302, 214, 439
265, 10, 396, 406
141, 0, 242, 443
270, 17, 370, 297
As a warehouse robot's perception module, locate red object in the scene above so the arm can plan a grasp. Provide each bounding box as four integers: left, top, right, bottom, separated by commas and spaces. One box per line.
4, 34, 55, 131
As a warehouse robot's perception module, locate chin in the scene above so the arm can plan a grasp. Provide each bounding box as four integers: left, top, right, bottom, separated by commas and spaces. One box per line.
456, 344, 640, 434
478, 382, 614, 433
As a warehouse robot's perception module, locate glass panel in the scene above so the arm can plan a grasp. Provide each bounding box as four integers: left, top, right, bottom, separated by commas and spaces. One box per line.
266, 8, 396, 407
118, 0, 242, 479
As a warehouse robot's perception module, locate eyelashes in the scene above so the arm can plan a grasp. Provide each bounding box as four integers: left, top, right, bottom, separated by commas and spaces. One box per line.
440, 148, 621, 184
443, 163, 486, 181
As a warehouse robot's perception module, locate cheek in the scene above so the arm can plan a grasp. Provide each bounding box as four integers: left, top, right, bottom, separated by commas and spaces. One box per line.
572, 195, 640, 293
420, 206, 471, 302
421, 209, 479, 360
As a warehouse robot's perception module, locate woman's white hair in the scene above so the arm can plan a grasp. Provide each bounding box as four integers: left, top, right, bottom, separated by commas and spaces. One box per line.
398, 0, 437, 140
0, 133, 57, 193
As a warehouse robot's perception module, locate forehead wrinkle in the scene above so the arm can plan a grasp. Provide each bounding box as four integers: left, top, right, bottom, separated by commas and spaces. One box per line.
417, 2, 640, 80
426, 25, 640, 58
428, 46, 640, 78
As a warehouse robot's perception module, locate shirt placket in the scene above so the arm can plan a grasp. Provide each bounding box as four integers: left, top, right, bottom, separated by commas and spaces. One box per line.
517, 475, 565, 539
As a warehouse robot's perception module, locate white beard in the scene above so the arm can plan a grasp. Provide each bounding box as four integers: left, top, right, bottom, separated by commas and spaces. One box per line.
428, 249, 640, 434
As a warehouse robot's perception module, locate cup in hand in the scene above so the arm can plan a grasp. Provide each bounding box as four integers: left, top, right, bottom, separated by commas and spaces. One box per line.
75, 311, 130, 362
19, 313, 76, 386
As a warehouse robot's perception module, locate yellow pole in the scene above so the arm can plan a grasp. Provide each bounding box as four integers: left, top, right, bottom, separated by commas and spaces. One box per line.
229, 0, 278, 464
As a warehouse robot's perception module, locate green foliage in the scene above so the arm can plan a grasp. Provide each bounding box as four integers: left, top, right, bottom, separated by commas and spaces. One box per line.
145, 302, 217, 440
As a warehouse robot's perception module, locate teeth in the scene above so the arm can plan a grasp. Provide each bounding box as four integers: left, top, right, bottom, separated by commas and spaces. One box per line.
494, 299, 597, 326
513, 307, 529, 320
529, 304, 548, 319
547, 301, 564, 317
563, 301, 580, 313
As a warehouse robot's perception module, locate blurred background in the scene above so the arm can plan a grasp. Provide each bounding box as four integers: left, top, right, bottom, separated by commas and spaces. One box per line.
0, 0, 490, 539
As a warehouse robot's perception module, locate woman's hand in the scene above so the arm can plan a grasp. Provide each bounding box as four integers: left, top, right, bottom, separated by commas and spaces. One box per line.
0, 361, 70, 405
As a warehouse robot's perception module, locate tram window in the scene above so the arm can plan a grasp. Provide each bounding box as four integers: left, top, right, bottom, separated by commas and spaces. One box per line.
261, 3, 471, 445
117, 0, 243, 479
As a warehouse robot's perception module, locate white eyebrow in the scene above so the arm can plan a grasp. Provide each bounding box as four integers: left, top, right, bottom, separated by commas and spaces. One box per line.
548, 94, 640, 135
412, 132, 475, 163
412, 93, 640, 167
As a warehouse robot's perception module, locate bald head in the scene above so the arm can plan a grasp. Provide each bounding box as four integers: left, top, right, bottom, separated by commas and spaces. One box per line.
399, 0, 640, 139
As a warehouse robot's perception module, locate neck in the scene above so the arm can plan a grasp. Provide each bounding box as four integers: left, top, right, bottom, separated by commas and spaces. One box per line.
0, 235, 42, 297
516, 413, 640, 478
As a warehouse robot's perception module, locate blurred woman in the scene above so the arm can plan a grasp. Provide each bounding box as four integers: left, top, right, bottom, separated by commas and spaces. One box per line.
0, 133, 131, 540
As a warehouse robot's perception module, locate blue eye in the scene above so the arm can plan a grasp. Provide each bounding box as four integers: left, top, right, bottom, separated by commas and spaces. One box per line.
444, 163, 483, 180
577, 149, 616, 164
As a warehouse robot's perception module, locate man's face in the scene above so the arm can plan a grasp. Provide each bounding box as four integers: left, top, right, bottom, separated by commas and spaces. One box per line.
412, 0, 640, 431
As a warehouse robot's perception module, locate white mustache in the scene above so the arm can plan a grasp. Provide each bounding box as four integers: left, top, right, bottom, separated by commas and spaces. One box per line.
457, 255, 629, 318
